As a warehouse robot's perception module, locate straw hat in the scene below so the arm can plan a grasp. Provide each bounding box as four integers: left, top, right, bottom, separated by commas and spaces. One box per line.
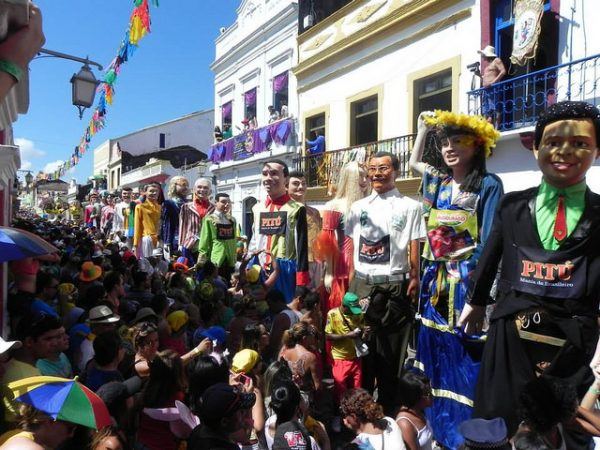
478, 45, 498, 58
79, 261, 103, 282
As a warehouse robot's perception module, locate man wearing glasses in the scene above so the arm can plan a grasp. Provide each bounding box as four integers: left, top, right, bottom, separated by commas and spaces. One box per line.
345, 151, 426, 414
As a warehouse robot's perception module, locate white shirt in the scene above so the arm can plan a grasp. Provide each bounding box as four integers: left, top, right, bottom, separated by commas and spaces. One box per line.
353, 417, 406, 450
113, 201, 130, 234
346, 188, 426, 276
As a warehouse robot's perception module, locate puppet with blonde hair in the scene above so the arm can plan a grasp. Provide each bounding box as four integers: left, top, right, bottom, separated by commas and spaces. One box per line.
161, 176, 189, 252
314, 161, 369, 311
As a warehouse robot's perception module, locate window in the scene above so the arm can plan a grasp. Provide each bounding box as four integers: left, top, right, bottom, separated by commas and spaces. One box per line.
159, 133, 166, 149
272, 71, 289, 116
350, 95, 378, 146
244, 88, 257, 121
305, 113, 325, 143
117, 167, 121, 187
413, 70, 452, 131
221, 101, 232, 129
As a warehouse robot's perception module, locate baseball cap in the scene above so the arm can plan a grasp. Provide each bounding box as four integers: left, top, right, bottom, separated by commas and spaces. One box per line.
0, 336, 21, 355
193, 325, 227, 347
198, 383, 256, 422
231, 349, 259, 374
459, 417, 508, 448
342, 292, 362, 315
167, 310, 189, 333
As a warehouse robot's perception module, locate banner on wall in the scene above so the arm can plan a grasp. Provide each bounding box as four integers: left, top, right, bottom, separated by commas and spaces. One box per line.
510, 0, 544, 66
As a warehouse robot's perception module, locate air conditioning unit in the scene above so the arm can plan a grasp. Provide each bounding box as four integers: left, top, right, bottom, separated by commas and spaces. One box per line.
303, 14, 314, 28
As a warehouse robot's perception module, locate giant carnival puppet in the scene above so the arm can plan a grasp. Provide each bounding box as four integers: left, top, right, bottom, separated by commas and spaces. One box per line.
409, 110, 503, 448
248, 159, 310, 301
314, 161, 369, 312
114, 187, 135, 246
178, 177, 214, 264
458, 101, 600, 450
161, 176, 189, 253
133, 182, 164, 258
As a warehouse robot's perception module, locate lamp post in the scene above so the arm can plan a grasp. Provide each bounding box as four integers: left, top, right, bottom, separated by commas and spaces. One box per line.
37, 48, 103, 119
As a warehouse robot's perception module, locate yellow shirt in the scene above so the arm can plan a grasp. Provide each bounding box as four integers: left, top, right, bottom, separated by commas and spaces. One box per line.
2, 360, 40, 423
0, 430, 35, 446
133, 200, 161, 246
325, 307, 363, 360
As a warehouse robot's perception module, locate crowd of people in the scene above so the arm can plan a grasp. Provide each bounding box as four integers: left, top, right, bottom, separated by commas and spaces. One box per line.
1, 100, 600, 450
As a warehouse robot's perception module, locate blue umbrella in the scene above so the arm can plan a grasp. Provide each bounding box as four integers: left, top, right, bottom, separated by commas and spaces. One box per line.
0, 226, 57, 263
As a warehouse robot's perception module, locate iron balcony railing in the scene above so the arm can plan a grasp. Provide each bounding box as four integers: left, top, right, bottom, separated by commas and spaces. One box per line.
468, 53, 600, 132
294, 134, 416, 189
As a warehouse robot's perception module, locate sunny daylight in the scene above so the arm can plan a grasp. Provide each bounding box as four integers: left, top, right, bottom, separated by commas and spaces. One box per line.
0, 0, 599, 449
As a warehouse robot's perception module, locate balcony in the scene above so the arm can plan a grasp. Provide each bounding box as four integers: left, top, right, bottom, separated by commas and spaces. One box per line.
120, 158, 170, 187
468, 53, 600, 132
294, 134, 417, 191
208, 118, 296, 165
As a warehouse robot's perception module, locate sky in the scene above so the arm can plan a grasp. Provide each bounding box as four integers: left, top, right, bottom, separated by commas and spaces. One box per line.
15, 0, 241, 184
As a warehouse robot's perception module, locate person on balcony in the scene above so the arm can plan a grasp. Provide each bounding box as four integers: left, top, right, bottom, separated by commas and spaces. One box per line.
214, 126, 224, 143
223, 124, 233, 140
268, 105, 280, 123
161, 176, 189, 254
306, 131, 325, 156
314, 161, 369, 313
198, 193, 238, 282
248, 159, 310, 302
409, 110, 503, 449
345, 151, 426, 415
287, 170, 323, 290
477, 45, 506, 126
458, 101, 600, 449
179, 178, 214, 265
133, 182, 164, 258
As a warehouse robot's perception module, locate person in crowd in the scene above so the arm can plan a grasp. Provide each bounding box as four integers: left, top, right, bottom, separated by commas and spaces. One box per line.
288, 170, 323, 290
1, 314, 63, 424
161, 176, 189, 253
0, 406, 76, 450
198, 192, 238, 281
340, 388, 406, 450
30, 271, 60, 317
458, 418, 511, 450
133, 182, 163, 258
102, 271, 125, 314
188, 382, 256, 450
137, 349, 187, 450
82, 330, 125, 391
249, 159, 310, 302
345, 151, 426, 415
227, 295, 258, 354
325, 292, 368, 430
179, 177, 214, 264
279, 321, 322, 402
267, 289, 299, 360
458, 101, 600, 447
78, 305, 120, 373
396, 372, 434, 450
241, 323, 270, 355
409, 109, 503, 447
89, 426, 126, 450
314, 161, 369, 313
36, 324, 72, 378
122, 269, 153, 315
78, 260, 103, 301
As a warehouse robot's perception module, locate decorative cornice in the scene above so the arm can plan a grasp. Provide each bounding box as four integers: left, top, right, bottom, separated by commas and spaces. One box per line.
295, 0, 465, 78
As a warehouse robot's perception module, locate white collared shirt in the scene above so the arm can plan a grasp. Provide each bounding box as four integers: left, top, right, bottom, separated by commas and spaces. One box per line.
345, 188, 426, 276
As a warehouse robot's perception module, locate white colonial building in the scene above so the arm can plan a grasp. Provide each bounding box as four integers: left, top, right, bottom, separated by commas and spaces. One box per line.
293, 0, 600, 200
210, 0, 300, 238
98, 110, 214, 193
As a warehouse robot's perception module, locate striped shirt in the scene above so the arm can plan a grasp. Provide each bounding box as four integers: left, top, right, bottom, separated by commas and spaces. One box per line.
179, 201, 214, 249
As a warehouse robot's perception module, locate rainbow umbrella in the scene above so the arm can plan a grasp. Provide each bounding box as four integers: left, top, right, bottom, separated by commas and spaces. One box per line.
7, 376, 111, 429
0, 226, 57, 262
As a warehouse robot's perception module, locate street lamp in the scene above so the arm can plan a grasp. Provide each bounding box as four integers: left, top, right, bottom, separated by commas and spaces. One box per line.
24, 171, 33, 187
37, 48, 103, 119
70, 62, 101, 119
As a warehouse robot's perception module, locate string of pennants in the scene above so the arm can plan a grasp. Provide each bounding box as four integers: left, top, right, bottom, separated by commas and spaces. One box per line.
49, 0, 159, 181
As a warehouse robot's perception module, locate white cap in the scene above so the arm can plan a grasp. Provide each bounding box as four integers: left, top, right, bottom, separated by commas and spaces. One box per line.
0, 336, 21, 355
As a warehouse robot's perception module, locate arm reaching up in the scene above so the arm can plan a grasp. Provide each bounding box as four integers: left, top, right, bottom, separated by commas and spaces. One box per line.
409, 111, 435, 176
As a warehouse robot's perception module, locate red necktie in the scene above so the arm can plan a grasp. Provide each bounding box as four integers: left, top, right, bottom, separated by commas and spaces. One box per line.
553, 194, 567, 242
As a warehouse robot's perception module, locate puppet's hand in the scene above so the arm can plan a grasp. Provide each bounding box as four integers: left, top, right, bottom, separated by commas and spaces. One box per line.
457, 303, 485, 334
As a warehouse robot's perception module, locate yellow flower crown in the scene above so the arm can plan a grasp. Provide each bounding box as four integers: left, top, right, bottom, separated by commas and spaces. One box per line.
423, 110, 501, 157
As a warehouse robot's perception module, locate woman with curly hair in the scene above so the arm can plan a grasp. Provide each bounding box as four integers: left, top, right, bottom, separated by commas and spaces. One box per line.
409, 110, 503, 449
340, 389, 405, 450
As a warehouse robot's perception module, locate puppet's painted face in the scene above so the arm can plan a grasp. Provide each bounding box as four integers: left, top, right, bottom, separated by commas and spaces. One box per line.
146, 185, 159, 201
440, 134, 478, 170
534, 118, 599, 188
195, 180, 211, 199
261, 162, 288, 198
368, 156, 397, 194
174, 179, 189, 197
288, 176, 306, 202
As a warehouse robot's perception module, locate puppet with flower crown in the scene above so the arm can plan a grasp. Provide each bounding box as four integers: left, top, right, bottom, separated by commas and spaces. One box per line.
408, 110, 503, 449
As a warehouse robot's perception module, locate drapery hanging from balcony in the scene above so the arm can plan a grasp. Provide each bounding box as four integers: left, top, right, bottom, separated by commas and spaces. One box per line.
221, 102, 232, 122
208, 118, 294, 163
244, 88, 257, 107
510, 0, 544, 66
273, 71, 289, 93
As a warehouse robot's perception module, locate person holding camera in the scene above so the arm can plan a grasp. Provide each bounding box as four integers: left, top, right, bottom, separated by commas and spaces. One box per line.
325, 292, 370, 431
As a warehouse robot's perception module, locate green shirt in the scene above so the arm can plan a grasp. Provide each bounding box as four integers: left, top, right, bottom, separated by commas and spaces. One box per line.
535, 179, 586, 251
198, 211, 238, 267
